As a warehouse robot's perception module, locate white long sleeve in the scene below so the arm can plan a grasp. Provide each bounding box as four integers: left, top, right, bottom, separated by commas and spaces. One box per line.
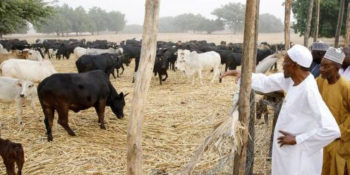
295, 89, 341, 155
251, 73, 291, 93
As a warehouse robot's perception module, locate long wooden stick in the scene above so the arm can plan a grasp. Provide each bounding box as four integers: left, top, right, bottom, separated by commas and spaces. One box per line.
233, 0, 257, 174
126, 0, 160, 174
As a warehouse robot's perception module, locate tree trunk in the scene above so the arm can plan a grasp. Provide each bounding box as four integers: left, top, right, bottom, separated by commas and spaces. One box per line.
233, 0, 257, 175
284, 0, 293, 50
304, 0, 314, 47
345, 3, 350, 47
313, 0, 321, 42
0, 33, 3, 39
335, 0, 345, 47
126, 0, 160, 175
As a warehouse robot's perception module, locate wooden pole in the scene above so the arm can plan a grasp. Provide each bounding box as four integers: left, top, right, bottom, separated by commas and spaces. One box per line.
313, 0, 321, 42
304, 0, 314, 47
233, 0, 257, 174
345, 3, 350, 47
335, 0, 345, 47
126, 0, 160, 174
284, 0, 293, 50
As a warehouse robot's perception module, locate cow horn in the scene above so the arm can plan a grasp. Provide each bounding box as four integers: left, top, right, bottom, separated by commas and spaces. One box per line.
124, 93, 129, 97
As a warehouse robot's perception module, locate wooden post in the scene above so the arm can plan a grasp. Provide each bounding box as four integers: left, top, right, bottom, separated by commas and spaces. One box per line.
126, 0, 160, 175
335, 0, 345, 47
345, 3, 350, 47
233, 0, 257, 174
313, 0, 321, 42
304, 0, 314, 47
284, 0, 293, 50
245, 0, 259, 174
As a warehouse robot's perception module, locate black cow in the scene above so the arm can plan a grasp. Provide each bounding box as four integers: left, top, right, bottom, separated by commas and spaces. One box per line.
154, 48, 169, 85
37, 70, 127, 141
121, 45, 141, 82
76, 53, 121, 79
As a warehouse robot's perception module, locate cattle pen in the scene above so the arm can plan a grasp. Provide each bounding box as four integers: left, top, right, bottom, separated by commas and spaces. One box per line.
0, 36, 284, 175
0, 0, 344, 174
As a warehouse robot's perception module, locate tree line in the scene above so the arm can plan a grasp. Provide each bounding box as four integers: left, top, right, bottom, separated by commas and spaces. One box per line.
34, 4, 126, 36
0, 0, 347, 39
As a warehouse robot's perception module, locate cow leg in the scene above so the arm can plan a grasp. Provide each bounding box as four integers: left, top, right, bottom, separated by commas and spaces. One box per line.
211, 68, 218, 83
43, 107, 55, 141
264, 113, 269, 125
158, 73, 162, 85
121, 65, 124, 75
16, 150, 24, 175
94, 99, 106, 129
15, 99, 24, 125
116, 69, 120, 78
57, 107, 75, 137
4, 160, 15, 175
162, 72, 168, 81
30, 99, 40, 120
198, 70, 203, 85
111, 71, 116, 79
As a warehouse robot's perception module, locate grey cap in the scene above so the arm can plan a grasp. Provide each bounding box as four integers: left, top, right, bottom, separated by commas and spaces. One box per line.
324, 47, 345, 64
311, 42, 329, 51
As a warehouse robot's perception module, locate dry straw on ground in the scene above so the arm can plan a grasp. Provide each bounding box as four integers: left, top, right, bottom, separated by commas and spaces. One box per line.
0, 33, 285, 175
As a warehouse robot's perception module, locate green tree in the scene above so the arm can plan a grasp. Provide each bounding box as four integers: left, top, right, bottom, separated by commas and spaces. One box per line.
0, 0, 53, 37
34, 5, 72, 36
259, 13, 284, 33
88, 7, 108, 34
106, 11, 126, 33
292, 0, 350, 38
212, 2, 246, 33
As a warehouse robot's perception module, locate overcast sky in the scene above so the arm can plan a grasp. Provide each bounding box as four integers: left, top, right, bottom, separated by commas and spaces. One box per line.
51, 0, 291, 25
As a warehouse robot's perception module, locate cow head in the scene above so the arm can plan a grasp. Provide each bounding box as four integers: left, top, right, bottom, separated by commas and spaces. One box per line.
110, 92, 128, 119
175, 49, 190, 71
17, 80, 36, 98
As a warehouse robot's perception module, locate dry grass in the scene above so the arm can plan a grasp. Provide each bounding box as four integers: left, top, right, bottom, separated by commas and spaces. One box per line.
0, 33, 285, 175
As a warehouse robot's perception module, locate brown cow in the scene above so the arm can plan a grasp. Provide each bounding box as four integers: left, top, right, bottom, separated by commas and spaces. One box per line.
0, 138, 24, 175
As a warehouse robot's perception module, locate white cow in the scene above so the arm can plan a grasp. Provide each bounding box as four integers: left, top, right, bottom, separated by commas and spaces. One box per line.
0, 59, 57, 83
175, 49, 221, 84
86, 48, 123, 55
22, 49, 43, 61
0, 44, 8, 54
0, 77, 38, 125
73, 46, 87, 58
48, 48, 57, 59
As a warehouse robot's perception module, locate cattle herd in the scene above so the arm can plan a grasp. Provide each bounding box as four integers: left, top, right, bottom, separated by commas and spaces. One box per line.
0, 38, 283, 174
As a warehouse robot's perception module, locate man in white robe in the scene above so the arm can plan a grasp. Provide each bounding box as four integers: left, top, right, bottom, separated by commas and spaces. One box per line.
221, 44, 340, 175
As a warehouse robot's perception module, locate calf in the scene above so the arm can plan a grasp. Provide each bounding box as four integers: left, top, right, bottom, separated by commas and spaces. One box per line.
154, 48, 169, 85
0, 59, 57, 83
0, 77, 38, 125
76, 54, 121, 79
37, 70, 127, 141
0, 137, 24, 175
176, 49, 221, 84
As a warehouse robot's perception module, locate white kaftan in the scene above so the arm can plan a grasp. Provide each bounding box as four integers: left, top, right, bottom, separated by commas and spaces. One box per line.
251, 73, 340, 175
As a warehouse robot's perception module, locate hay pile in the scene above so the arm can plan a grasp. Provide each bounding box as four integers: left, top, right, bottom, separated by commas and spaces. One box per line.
0, 55, 277, 175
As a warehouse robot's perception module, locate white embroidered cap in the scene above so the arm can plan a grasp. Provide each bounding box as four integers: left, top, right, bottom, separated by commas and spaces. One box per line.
324, 47, 345, 64
287, 44, 313, 68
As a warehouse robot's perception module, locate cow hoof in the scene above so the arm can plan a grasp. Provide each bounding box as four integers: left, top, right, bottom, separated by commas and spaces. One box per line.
100, 125, 106, 130
48, 136, 53, 142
